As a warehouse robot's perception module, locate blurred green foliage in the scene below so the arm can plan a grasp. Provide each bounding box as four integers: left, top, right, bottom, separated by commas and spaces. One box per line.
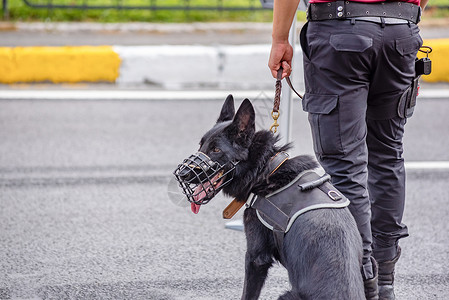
2, 0, 447, 22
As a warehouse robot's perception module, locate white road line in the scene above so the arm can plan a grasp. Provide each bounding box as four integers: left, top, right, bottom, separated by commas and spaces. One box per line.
418, 89, 449, 99
405, 161, 449, 170
1, 161, 448, 181
0, 90, 274, 100
0, 89, 448, 100
313, 161, 449, 173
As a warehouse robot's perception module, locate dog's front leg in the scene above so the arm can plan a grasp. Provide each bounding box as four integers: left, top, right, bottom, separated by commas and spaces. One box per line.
241, 251, 271, 300
241, 208, 274, 299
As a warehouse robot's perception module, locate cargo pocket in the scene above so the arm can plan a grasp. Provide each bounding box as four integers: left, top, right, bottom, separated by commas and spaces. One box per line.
395, 35, 423, 57
302, 93, 343, 156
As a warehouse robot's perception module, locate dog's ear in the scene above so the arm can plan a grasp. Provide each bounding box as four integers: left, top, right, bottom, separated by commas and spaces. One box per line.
217, 94, 235, 123
230, 99, 255, 146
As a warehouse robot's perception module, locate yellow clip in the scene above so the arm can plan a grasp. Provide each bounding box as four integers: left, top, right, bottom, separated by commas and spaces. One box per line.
270, 110, 280, 133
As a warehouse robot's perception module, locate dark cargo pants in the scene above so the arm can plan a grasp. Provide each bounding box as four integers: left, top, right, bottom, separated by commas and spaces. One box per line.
300, 19, 422, 278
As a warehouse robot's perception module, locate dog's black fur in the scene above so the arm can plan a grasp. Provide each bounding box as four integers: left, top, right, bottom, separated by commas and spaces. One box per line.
193, 95, 364, 299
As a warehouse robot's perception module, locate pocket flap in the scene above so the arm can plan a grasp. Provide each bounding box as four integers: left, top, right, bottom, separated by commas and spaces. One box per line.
302, 93, 339, 114
330, 34, 372, 53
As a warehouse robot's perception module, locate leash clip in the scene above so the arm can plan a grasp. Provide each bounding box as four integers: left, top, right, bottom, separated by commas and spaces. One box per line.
270, 68, 283, 133
270, 110, 280, 133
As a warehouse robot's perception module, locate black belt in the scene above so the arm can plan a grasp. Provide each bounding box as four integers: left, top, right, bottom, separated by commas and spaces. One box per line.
307, 1, 421, 24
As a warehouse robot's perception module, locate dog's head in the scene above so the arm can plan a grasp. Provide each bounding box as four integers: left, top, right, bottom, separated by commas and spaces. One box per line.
173, 95, 255, 213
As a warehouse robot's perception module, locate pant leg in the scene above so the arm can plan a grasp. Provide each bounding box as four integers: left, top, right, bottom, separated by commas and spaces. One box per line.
300, 19, 378, 278
367, 22, 422, 262
367, 116, 408, 262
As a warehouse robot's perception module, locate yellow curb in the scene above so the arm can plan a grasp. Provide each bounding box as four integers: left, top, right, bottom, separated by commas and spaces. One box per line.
0, 46, 120, 83
419, 39, 449, 83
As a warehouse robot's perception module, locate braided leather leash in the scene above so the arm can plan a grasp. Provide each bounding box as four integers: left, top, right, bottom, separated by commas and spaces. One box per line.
270, 67, 303, 133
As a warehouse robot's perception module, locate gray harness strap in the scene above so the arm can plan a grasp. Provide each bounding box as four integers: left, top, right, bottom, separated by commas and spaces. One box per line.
250, 170, 350, 262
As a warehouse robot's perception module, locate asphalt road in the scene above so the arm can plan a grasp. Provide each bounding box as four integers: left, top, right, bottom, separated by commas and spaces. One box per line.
1, 93, 448, 299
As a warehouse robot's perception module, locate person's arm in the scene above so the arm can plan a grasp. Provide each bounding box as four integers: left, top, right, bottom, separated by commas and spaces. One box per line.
268, 0, 301, 79
420, 0, 429, 10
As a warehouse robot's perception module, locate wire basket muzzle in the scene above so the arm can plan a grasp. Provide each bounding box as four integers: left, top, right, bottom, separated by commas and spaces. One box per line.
173, 152, 237, 205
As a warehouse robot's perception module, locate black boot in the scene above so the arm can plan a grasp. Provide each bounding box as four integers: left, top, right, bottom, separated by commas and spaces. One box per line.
363, 256, 379, 300
377, 246, 401, 300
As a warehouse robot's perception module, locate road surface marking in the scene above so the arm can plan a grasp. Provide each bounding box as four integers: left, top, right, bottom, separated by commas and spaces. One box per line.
0, 89, 448, 100
405, 161, 449, 170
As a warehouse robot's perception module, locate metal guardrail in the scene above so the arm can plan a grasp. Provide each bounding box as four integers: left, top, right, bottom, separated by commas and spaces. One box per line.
2, 0, 7, 18
21, 0, 266, 11
2, 0, 271, 19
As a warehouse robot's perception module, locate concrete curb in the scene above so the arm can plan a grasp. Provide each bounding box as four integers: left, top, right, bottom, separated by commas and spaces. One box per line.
0, 44, 305, 89
0, 38, 447, 87
113, 44, 305, 89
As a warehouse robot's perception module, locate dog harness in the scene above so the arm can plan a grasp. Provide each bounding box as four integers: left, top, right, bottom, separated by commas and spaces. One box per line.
221, 151, 350, 261
247, 168, 350, 261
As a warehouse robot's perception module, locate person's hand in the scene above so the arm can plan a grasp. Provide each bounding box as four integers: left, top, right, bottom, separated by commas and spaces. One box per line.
268, 40, 293, 79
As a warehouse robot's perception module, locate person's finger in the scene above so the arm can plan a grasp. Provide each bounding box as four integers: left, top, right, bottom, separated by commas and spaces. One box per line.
268, 57, 281, 78
281, 61, 290, 78
269, 63, 279, 78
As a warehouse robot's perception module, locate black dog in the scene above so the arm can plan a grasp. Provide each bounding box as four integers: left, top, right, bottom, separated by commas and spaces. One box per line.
174, 95, 364, 299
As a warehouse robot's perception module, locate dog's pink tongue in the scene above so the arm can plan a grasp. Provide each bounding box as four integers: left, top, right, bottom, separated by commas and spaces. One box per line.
190, 181, 211, 214
191, 202, 201, 214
